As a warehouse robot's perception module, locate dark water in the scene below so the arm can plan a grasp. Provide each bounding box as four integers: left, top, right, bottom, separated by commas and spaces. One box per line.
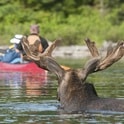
0, 61, 124, 124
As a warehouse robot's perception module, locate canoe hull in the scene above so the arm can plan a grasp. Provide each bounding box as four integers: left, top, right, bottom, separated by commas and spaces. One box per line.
0, 62, 47, 85
0, 62, 45, 73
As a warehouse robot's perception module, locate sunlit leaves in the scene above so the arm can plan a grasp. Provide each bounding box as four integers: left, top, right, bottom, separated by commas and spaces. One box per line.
0, 0, 124, 45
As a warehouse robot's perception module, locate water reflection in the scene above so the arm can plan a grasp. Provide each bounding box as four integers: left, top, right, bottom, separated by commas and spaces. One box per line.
23, 72, 48, 96
0, 72, 23, 87
0, 61, 123, 123
0, 71, 47, 97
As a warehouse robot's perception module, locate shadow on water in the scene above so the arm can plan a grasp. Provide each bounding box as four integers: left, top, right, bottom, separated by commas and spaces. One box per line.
0, 61, 124, 123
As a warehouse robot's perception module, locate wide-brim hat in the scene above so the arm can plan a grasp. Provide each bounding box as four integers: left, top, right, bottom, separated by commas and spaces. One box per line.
10, 34, 23, 44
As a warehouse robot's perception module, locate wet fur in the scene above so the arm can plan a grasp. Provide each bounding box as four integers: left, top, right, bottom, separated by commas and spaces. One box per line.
21, 38, 124, 113
58, 70, 124, 113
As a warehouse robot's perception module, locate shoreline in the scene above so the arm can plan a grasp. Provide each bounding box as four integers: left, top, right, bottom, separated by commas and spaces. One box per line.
0, 44, 124, 60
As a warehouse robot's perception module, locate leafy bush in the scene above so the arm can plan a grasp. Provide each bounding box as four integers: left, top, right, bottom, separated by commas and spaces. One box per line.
0, 1, 124, 45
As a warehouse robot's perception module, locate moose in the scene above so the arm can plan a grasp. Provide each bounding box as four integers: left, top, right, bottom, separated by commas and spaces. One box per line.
21, 37, 124, 113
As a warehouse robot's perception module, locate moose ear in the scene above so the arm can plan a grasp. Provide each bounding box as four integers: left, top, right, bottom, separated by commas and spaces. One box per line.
84, 58, 100, 75
41, 56, 65, 81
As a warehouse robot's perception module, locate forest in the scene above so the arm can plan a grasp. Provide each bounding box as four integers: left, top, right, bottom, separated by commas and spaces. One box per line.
0, 0, 124, 45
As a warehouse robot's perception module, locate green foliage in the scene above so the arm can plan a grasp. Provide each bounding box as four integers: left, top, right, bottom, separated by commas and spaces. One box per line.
0, 0, 124, 45
105, 22, 124, 42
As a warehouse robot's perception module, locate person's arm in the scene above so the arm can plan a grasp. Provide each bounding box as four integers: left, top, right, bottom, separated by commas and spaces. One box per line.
16, 42, 26, 55
39, 36, 49, 52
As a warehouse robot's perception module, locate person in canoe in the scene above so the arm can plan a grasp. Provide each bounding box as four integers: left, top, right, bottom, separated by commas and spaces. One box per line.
0, 34, 23, 64
0, 24, 49, 64
16, 24, 49, 55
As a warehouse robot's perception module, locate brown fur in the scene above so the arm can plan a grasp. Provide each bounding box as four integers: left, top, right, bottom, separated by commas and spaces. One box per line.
21, 37, 124, 113
58, 70, 124, 113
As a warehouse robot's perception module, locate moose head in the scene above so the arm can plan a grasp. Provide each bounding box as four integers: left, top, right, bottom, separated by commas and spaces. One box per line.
21, 37, 124, 113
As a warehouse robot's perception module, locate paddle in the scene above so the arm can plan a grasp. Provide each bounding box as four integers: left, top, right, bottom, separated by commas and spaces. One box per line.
61, 65, 71, 70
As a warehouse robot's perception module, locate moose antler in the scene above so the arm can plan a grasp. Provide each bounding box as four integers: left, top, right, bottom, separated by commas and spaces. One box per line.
84, 38, 99, 57
21, 36, 124, 82
83, 38, 124, 77
76, 38, 124, 82
21, 36, 64, 81
21, 36, 61, 59
21, 37, 124, 113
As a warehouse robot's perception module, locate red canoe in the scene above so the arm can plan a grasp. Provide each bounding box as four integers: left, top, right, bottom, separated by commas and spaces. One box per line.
0, 62, 48, 85
0, 62, 46, 74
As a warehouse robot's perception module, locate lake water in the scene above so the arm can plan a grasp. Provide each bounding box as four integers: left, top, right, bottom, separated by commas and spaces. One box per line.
0, 60, 123, 124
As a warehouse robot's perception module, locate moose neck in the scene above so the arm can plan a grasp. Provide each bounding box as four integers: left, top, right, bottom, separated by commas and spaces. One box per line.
58, 70, 99, 112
